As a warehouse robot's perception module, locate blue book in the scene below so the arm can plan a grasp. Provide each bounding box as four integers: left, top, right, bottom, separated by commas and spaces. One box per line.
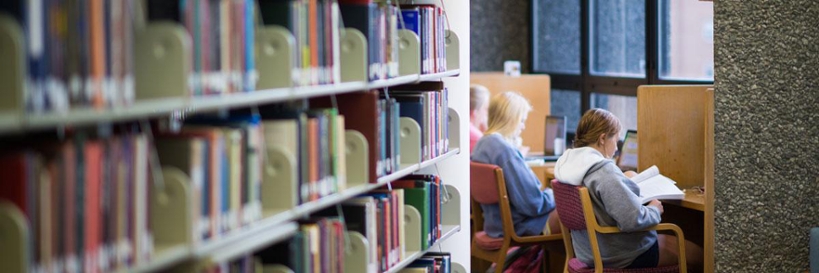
401, 8, 420, 35
244, 0, 255, 91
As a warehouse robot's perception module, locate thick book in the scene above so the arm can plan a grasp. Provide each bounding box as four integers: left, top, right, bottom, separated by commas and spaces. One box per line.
631, 165, 685, 203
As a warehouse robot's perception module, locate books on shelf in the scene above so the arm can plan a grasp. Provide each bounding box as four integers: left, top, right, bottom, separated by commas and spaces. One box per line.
401, 252, 451, 273
259, 105, 347, 205
0, 0, 137, 113
148, 0, 258, 96
631, 165, 685, 203
0, 132, 153, 273
399, 2, 447, 74
256, 217, 345, 273
392, 82, 449, 161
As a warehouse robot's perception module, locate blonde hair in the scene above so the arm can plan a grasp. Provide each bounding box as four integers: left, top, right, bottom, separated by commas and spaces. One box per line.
485, 92, 532, 141
470, 84, 490, 111
574, 108, 622, 147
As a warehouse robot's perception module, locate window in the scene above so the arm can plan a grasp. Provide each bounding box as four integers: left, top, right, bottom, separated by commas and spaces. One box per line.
532, 0, 581, 74
531, 0, 713, 134
659, 0, 714, 81
589, 0, 646, 78
591, 93, 637, 138
550, 89, 582, 132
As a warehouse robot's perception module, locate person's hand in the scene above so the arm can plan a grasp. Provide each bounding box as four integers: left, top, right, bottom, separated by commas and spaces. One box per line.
647, 199, 664, 214
624, 170, 638, 178
518, 145, 531, 155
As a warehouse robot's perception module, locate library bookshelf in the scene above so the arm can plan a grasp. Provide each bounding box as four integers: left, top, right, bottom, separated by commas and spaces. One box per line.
0, 0, 469, 272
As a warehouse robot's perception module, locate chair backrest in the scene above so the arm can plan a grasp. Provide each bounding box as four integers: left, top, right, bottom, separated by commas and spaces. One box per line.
469, 161, 518, 238
552, 180, 587, 231
470, 162, 501, 204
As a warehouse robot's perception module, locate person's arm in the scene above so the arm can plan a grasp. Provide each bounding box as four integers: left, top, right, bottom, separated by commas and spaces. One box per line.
498, 147, 555, 217
593, 165, 661, 232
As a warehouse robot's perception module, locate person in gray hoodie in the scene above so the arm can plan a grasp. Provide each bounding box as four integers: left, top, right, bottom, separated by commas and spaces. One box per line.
554, 108, 701, 270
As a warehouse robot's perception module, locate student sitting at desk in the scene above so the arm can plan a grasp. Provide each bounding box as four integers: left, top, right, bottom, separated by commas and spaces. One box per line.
472, 91, 561, 237
554, 108, 702, 270
469, 84, 490, 152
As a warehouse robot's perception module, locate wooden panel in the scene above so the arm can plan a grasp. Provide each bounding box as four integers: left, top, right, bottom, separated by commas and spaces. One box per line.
703, 88, 715, 273
636, 85, 712, 190
470, 72, 551, 154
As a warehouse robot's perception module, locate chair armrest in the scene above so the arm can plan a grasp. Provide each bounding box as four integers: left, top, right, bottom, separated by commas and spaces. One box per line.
511, 233, 563, 244
593, 223, 687, 272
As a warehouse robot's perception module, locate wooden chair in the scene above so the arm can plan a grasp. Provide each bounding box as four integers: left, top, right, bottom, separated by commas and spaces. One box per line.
551, 180, 687, 273
470, 161, 563, 273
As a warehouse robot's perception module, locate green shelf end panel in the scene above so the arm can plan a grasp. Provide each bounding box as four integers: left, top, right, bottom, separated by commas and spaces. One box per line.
345, 130, 369, 187
339, 28, 368, 83
0, 14, 25, 117
262, 146, 298, 216
399, 117, 422, 165
135, 23, 191, 101
256, 26, 296, 89
0, 200, 29, 273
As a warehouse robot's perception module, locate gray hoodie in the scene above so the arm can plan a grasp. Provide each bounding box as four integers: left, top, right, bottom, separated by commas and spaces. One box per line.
554, 147, 662, 268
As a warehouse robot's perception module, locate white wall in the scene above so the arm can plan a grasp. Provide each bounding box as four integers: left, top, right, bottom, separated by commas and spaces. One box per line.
418, 0, 471, 270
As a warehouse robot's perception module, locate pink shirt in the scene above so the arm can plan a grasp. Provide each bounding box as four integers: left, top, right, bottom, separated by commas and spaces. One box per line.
469, 124, 483, 152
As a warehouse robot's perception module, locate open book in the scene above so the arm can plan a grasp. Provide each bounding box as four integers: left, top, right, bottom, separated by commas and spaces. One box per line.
630, 165, 685, 203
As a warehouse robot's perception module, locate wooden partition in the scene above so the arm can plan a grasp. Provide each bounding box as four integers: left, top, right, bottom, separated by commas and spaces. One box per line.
638, 84, 715, 273
470, 72, 551, 153
703, 88, 715, 273
637, 85, 712, 189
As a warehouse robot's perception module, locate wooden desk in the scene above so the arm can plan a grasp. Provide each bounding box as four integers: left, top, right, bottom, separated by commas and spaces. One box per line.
529, 162, 555, 190
667, 191, 705, 212
662, 191, 706, 273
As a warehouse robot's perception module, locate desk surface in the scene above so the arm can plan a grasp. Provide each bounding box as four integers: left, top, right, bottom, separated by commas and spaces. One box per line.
666, 191, 705, 212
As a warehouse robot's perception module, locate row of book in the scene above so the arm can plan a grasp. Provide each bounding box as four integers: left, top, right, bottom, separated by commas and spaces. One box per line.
155, 114, 267, 242
191, 249, 451, 273
259, 105, 348, 204
402, 253, 452, 273
310, 85, 449, 183
148, 0, 258, 96
391, 83, 450, 161
0, 0, 136, 113
0, 132, 153, 273
258, 0, 343, 86
401, 4, 448, 74
343, 174, 444, 273
250, 174, 445, 273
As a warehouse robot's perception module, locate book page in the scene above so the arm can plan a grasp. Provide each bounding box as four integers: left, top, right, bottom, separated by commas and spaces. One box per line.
638, 174, 684, 203
631, 165, 660, 184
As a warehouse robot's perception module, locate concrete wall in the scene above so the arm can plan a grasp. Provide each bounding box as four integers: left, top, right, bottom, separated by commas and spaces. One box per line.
470, 0, 529, 72
714, 0, 819, 271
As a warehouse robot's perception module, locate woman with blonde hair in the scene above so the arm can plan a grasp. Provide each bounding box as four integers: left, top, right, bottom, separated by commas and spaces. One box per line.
554, 108, 702, 269
472, 91, 560, 238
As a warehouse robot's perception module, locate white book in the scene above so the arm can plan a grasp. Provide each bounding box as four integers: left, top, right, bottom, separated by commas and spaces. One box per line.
631, 165, 685, 203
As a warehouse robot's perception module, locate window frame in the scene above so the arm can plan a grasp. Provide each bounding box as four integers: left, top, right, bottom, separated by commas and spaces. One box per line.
530, 0, 714, 120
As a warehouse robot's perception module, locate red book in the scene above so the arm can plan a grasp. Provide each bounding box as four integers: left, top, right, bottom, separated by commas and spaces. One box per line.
0, 152, 31, 214
84, 141, 103, 273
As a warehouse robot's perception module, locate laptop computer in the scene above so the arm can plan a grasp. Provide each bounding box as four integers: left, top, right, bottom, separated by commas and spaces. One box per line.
617, 130, 638, 171
525, 115, 566, 162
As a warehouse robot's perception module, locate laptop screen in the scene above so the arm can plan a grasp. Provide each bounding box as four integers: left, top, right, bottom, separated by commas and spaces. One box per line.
617, 130, 638, 171
544, 116, 567, 156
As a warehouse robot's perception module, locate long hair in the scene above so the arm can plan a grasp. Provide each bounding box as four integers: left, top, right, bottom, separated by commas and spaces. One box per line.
484, 92, 532, 143
573, 108, 622, 148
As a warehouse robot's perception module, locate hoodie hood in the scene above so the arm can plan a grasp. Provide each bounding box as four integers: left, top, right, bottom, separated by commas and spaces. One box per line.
554, 147, 610, 185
